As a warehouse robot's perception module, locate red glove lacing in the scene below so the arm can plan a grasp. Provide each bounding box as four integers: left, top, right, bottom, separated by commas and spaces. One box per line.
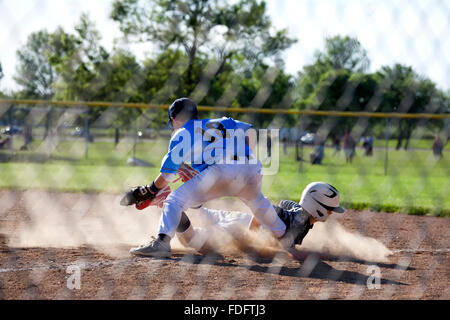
135, 163, 198, 210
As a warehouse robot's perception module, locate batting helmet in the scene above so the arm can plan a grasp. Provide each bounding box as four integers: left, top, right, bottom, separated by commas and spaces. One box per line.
299, 182, 345, 221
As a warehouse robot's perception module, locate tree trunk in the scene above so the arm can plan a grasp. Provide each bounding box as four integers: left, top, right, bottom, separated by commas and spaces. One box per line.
185, 34, 198, 94
403, 122, 414, 150
396, 120, 405, 150
43, 107, 51, 140
396, 135, 403, 150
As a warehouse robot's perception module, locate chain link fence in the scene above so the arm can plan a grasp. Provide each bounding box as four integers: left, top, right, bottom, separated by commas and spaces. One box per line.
0, 0, 449, 301
0, 98, 448, 301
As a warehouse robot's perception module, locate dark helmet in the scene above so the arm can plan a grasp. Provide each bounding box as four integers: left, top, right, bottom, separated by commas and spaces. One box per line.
167, 97, 198, 129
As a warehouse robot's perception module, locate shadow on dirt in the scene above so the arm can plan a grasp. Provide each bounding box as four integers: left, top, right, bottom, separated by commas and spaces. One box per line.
163, 251, 407, 286
0, 242, 408, 287
291, 250, 415, 271
249, 260, 406, 286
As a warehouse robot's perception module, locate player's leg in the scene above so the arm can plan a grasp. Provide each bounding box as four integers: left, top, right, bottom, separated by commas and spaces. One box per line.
175, 211, 204, 250
130, 165, 236, 256
156, 165, 224, 239
240, 192, 286, 238
157, 163, 274, 241
130, 162, 283, 256
234, 163, 286, 238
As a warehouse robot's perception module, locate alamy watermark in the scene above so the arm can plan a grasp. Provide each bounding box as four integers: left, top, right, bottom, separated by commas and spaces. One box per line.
366, 265, 381, 290
168, 121, 280, 175
66, 264, 83, 290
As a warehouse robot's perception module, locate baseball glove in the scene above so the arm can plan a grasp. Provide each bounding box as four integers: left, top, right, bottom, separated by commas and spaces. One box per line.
119, 184, 165, 209
134, 185, 172, 210
122, 163, 199, 211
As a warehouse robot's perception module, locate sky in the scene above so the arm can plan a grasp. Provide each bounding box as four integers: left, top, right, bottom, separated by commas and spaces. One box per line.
0, 0, 449, 93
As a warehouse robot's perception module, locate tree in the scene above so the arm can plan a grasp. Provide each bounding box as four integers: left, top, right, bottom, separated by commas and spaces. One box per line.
229, 63, 296, 127
294, 35, 379, 140
134, 48, 237, 129
95, 49, 142, 103
296, 35, 370, 103
295, 36, 375, 138
13, 25, 82, 100
298, 69, 354, 134
0, 62, 4, 97
14, 30, 58, 98
375, 64, 443, 149
52, 13, 109, 102
12, 29, 79, 139
110, 0, 296, 93
320, 35, 370, 73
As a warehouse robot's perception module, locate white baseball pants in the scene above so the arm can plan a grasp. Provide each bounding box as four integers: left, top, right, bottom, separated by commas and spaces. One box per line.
157, 162, 286, 239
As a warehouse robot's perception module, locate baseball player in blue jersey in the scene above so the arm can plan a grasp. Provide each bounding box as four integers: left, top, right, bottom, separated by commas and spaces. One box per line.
120, 97, 287, 257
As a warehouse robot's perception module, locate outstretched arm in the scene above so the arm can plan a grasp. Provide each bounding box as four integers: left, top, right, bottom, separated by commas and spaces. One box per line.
154, 173, 170, 189
120, 129, 184, 208
248, 216, 261, 230
243, 216, 294, 260
120, 173, 171, 207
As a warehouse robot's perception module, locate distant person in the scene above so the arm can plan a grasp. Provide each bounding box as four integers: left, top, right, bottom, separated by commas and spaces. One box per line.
432, 134, 444, 158
295, 138, 302, 161
0, 136, 11, 149
280, 128, 289, 155
20, 124, 33, 151
114, 128, 120, 149
362, 135, 373, 156
267, 134, 272, 158
343, 131, 356, 163
282, 136, 287, 155
332, 134, 341, 155
310, 140, 325, 165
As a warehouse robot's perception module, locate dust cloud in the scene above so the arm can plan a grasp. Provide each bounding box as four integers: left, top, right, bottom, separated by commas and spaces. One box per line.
300, 216, 393, 263
6, 191, 392, 262
176, 203, 393, 263
7, 191, 162, 257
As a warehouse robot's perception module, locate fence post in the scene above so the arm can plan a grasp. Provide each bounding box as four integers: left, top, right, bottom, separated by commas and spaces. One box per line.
297, 118, 304, 172
114, 127, 119, 149
384, 117, 389, 176
84, 109, 89, 159
133, 109, 137, 158
298, 140, 304, 173
9, 104, 14, 155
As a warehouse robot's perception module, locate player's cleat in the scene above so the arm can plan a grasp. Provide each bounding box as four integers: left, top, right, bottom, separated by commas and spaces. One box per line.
129, 236, 171, 257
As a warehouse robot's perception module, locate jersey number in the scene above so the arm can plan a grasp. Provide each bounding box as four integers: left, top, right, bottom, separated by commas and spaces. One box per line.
205, 120, 229, 141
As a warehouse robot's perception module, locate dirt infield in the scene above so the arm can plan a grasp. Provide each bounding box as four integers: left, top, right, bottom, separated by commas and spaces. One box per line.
0, 190, 449, 300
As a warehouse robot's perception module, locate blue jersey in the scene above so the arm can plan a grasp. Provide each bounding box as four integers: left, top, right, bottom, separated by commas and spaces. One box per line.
160, 117, 254, 174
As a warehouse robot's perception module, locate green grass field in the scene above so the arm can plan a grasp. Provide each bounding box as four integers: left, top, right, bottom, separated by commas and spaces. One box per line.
0, 137, 448, 216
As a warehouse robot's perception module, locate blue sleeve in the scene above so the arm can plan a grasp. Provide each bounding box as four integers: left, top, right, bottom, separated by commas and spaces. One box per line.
160, 129, 191, 174
232, 119, 253, 132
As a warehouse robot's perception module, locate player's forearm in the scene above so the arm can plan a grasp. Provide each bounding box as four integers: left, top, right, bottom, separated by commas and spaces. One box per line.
248, 216, 261, 230
154, 173, 170, 189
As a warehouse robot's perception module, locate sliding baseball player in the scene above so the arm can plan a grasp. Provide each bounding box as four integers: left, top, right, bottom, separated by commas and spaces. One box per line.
155, 180, 345, 259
